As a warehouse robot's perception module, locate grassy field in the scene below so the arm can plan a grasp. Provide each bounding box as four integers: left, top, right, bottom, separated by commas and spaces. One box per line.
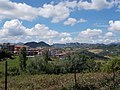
0, 56, 120, 90
0, 73, 119, 90
0, 56, 31, 74
88, 49, 103, 54
0, 57, 19, 72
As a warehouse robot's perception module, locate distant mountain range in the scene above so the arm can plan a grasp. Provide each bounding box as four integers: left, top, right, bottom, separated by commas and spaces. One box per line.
23, 42, 104, 48
16, 42, 24, 45
14, 41, 120, 49
51, 43, 105, 48
24, 41, 50, 48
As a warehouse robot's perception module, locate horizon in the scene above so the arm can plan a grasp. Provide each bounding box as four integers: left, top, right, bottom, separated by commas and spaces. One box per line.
0, 0, 120, 44
0, 41, 118, 45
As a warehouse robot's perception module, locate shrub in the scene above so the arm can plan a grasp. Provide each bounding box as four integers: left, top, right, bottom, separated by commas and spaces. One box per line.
27, 56, 46, 74
8, 67, 20, 76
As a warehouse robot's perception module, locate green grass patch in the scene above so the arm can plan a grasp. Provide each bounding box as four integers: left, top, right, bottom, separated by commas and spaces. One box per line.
0, 56, 31, 74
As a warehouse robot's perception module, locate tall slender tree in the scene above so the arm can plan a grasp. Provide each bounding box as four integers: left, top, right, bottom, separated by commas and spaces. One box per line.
43, 50, 50, 63
19, 47, 27, 71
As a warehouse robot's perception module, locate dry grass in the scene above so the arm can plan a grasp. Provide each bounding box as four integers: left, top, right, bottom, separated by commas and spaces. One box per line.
0, 73, 119, 90
88, 49, 103, 54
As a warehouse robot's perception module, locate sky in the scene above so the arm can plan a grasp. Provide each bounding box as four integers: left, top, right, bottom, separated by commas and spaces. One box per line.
0, 0, 120, 44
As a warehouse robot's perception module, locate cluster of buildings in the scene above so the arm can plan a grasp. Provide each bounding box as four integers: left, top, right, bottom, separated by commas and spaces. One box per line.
0, 43, 72, 59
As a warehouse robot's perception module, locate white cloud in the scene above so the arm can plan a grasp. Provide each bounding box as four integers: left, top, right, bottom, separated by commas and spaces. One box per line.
0, 0, 120, 44
0, 0, 118, 23
98, 38, 120, 44
64, 18, 77, 26
0, 19, 72, 43
78, 18, 87, 23
39, 3, 70, 23
60, 37, 73, 43
64, 18, 87, 26
0, 19, 26, 36
60, 32, 71, 37
73, 28, 103, 43
108, 20, 120, 31
0, 0, 78, 23
105, 32, 114, 37
78, 0, 114, 10
23, 23, 59, 39
0, 1, 39, 21
79, 28, 102, 37
77, 28, 119, 44
65, 1, 77, 9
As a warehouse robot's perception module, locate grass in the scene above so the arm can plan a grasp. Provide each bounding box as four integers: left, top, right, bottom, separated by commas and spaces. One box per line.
0, 56, 19, 73
0, 56, 120, 90
0, 56, 31, 74
88, 49, 103, 54
0, 73, 119, 90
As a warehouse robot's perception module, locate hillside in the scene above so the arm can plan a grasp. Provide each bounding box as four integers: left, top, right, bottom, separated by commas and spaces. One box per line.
24, 41, 50, 48
52, 43, 105, 48
79, 50, 109, 60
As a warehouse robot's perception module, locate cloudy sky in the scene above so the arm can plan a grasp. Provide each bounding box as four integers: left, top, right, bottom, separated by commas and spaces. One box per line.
0, 0, 120, 44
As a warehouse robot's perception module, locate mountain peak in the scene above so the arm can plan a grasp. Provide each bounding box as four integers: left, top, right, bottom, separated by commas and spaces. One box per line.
24, 41, 50, 48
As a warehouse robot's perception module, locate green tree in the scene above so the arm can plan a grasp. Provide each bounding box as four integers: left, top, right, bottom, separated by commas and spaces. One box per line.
65, 52, 89, 73
43, 50, 51, 63
102, 57, 120, 73
27, 55, 46, 74
86, 59, 96, 72
102, 57, 120, 88
19, 47, 27, 71
0, 49, 13, 60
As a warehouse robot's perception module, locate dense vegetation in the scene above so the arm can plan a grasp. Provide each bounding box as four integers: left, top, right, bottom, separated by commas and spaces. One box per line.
0, 48, 120, 90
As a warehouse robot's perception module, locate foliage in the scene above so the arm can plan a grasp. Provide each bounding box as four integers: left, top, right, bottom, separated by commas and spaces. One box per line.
27, 51, 104, 75
0, 48, 120, 90
27, 56, 67, 74
0, 49, 13, 60
43, 50, 50, 63
65, 52, 101, 73
19, 47, 27, 71
102, 57, 120, 73
86, 59, 96, 72
8, 67, 20, 76
27, 56, 46, 74
101, 57, 120, 89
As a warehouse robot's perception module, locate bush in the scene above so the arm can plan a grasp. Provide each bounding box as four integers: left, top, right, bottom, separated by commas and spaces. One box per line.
27, 56, 46, 74
45, 63, 55, 74
8, 67, 20, 76
0, 72, 4, 78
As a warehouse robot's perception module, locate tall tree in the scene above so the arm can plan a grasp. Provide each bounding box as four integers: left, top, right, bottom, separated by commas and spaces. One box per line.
19, 47, 27, 71
43, 50, 50, 63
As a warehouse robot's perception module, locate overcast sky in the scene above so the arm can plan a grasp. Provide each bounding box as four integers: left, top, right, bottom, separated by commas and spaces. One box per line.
0, 0, 120, 44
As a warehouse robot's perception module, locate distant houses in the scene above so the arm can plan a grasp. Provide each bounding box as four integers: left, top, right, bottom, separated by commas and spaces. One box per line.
14, 45, 29, 55
0, 43, 70, 59
0, 43, 14, 53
